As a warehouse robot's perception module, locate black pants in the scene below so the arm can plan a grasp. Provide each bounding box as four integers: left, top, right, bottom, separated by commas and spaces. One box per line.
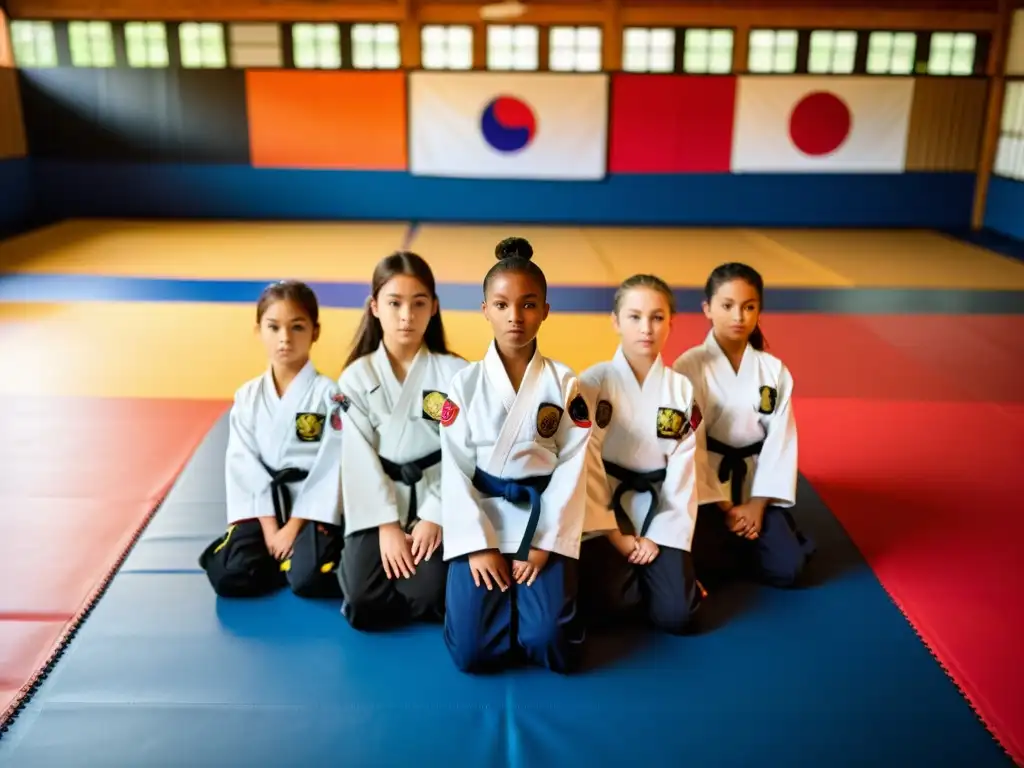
199, 518, 344, 598
691, 504, 816, 589
338, 527, 448, 630
578, 536, 702, 635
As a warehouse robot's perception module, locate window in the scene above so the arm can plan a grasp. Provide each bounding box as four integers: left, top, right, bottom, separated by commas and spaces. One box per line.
866, 31, 916, 75
487, 25, 538, 71
10, 20, 58, 67
549, 26, 602, 72
747, 29, 798, 73
994, 81, 1024, 180
421, 25, 473, 70
927, 32, 976, 76
180, 22, 226, 68
291, 23, 341, 69
807, 30, 857, 74
125, 21, 168, 68
352, 23, 400, 69
68, 21, 115, 67
683, 28, 733, 73
622, 27, 675, 73
229, 23, 281, 68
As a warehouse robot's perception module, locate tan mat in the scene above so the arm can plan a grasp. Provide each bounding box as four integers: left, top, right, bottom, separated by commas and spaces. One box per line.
1, 220, 410, 280
757, 230, 1024, 289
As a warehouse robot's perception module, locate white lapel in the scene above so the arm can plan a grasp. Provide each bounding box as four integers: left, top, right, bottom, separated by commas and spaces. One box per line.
705, 330, 755, 409
266, 360, 317, 465
375, 342, 429, 450
611, 345, 663, 419
484, 341, 545, 475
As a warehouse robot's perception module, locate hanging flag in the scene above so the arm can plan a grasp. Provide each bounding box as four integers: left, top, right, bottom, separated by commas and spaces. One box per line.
409, 72, 609, 180
731, 76, 915, 173
608, 74, 736, 173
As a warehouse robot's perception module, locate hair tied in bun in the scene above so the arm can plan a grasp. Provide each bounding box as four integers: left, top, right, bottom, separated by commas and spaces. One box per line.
495, 236, 534, 262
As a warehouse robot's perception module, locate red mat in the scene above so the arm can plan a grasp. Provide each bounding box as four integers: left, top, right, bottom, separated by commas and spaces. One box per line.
665, 315, 1024, 763
0, 395, 227, 725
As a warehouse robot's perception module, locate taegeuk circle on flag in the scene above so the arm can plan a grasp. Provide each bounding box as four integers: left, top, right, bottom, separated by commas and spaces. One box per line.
480, 95, 538, 153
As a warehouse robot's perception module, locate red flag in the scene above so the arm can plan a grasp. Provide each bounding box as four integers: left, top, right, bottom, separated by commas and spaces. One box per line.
608, 74, 736, 173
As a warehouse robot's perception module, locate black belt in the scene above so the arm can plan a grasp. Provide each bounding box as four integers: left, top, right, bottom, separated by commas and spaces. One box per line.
263, 465, 310, 527
603, 460, 666, 538
379, 449, 442, 531
705, 436, 764, 506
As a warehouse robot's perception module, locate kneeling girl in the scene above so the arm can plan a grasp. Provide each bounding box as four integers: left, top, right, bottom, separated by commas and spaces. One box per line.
336, 252, 466, 629
673, 263, 815, 588
200, 280, 345, 599
439, 238, 591, 674
578, 275, 711, 635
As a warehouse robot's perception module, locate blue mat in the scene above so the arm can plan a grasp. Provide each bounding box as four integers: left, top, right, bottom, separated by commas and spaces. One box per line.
0, 416, 1009, 767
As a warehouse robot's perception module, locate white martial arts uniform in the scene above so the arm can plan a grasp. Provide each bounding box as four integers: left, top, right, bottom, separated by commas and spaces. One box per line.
580, 346, 717, 552
673, 330, 797, 508
337, 343, 468, 535
224, 360, 344, 526
439, 341, 592, 561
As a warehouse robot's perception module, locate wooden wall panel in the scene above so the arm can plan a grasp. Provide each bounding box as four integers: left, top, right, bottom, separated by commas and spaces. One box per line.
905, 78, 989, 171
1007, 8, 1024, 73
0, 11, 29, 161
0, 69, 28, 160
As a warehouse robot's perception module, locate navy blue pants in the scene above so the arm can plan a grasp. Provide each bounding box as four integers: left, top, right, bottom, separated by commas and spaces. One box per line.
578, 536, 702, 635
692, 504, 815, 588
443, 553, 583, 674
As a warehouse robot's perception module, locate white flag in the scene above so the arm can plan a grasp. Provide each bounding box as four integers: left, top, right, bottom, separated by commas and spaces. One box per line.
409, 71, 609, 180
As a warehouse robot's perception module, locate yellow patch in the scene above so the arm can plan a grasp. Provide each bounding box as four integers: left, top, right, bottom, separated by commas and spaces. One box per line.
422, 390, 447, 421
656, 407, 686, 440
295, 412, 325, 442
757, 386, 778, 415
536, 403, 564, 439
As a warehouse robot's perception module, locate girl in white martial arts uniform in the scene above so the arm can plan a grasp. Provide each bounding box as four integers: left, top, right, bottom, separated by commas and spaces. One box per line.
439, 237, 591, 674
578, 275, 711, 634
336, 251, 467, 630
200, 280, 345, 598
673, 263, 815, 588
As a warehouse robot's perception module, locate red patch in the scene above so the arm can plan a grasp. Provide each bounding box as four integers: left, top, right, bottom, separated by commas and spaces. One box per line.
690, 404, 703, 431
330, 411, 342, 431
439, 399, 460, 427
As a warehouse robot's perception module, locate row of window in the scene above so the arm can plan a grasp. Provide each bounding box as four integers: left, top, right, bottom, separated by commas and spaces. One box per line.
9, 19, 986, 76
996, 82, 1024, 181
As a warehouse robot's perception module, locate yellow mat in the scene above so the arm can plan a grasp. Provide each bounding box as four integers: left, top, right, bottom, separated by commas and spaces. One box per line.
6, 220, 1021, 289
0, 303, 617, 399
0, 220, 410, 280
756, 230, 1024, 289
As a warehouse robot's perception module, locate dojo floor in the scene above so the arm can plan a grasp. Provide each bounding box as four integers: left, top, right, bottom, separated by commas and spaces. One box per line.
0, 220, 1022, 766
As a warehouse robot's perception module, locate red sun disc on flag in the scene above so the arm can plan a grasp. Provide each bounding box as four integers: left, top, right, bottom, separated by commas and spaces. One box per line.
788, 91, 852, 157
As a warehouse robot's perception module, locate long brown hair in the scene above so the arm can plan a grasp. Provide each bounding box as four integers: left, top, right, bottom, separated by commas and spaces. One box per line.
343, 251, 451, 369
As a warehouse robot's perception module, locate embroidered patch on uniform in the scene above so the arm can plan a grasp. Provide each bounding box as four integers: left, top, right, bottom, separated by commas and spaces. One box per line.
295, 412, 325, 442
757, 386, 778, 415
568, 393, 591, 428
595, 399, 613, 429
329, 394, 349, 431
537, 403, 564, 439
656, 407, 686, 440
422, 390, 448, 421
439, 398, 460, 427
689, 403, 703, 431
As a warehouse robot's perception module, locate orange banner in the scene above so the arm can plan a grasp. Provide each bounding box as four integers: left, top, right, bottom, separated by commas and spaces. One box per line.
247, 70, 407, 171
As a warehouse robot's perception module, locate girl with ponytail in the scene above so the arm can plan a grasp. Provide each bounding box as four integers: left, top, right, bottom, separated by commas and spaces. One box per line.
673, 263, 815, 590
335, 252, 467, 631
